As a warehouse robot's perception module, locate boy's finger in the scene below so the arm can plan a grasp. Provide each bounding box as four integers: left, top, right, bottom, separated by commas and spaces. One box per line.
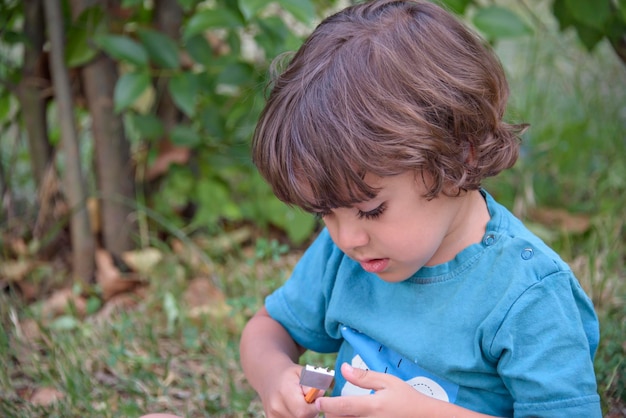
341, 362, 387, 391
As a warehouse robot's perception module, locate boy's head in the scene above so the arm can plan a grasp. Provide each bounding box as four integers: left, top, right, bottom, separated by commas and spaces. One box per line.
253, 0, 525, 214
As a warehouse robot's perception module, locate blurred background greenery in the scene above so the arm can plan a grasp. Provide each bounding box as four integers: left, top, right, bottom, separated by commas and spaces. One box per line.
0, 0, 624, 416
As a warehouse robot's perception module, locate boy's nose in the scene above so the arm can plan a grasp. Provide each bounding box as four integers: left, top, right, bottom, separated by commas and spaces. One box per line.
333, 221, 369, 250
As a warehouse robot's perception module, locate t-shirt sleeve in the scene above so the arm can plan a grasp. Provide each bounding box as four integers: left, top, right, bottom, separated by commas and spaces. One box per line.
265, 228, 343, 353
489, 270, 601, 418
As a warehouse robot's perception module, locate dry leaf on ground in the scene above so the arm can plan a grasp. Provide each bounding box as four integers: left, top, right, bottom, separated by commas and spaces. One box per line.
41, 288, 87, 318
121, 247, 163, 274
194, 226, 254, 254
0, 259, 40, 300
95, 248, 142, 300
29, 387, 64, 406
91, 291, 144, 324
529, 207, 591, 234
0, 259, 36, 282
2, 234, 28, 256
184, 277, 226, 309
146, 143, 190, 181
14, 280, 39, 301
170, 239, 214, 275
183, 277, 233, 323
18, 318, 43, 342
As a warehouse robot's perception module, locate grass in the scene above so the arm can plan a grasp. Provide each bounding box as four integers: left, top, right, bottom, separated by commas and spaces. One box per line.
1, 8, 625, 418
0, 244, 299, 417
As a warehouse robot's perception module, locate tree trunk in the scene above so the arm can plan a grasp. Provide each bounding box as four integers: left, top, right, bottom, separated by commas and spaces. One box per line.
43, 0, 95, 284
149, 0, 186, 180
85, 54, 137, 256
19, 0, 53, 189
0, 146, 9, 222
71, 0, 137, 258
19, 0, 63, 242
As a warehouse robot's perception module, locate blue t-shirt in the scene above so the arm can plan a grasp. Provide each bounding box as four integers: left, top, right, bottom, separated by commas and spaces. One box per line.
265, 190, 601, 417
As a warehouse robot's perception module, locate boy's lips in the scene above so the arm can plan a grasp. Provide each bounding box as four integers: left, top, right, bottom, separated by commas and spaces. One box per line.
359, 258, 390, 273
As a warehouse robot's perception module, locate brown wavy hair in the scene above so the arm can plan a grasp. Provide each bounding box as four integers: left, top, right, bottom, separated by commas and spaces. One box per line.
252, 0, 527, 214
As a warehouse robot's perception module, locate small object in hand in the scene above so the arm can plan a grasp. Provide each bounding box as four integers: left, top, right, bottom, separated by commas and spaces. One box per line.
299, 364, 335, 403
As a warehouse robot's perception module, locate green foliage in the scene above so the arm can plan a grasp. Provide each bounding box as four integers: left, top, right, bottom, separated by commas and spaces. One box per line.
105, 0, 327, 244
553, 0, 626, 51
5, 0, 331, 246
5, 0, 619, 249
472, 6, 533, 40
439, 0, 472, 14
183, 8, 244, 40
95, 34, 149, 67
168, 73, 198, 117
65, 6, 106, 67
239, 0, 269, 20
0, 0, 620, 246
137, 29, 181, 70
254, 237, 290, 261
113, 71, 151, 113
51, 0, 335, 245
437, 0, 533, 41
126, 112, 164, 141
438, 0, 626, 60
0, 1, 24, 88
276, 0, 318, 24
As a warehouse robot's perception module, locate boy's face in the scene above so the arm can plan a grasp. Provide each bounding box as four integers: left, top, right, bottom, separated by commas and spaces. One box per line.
320, 171, 488, 282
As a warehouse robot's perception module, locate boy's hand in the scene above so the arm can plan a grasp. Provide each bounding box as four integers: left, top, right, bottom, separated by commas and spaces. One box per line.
315, 363, 438, 418
258, 363, 322, 418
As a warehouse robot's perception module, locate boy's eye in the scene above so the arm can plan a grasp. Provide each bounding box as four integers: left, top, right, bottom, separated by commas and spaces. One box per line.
357, 203, 386, 220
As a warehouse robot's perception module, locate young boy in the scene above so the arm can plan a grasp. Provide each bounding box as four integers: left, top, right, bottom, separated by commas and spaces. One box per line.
240, 1, 601, 417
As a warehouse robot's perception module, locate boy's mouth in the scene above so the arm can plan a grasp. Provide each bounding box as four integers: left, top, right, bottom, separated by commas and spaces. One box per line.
359, 258, 389, 273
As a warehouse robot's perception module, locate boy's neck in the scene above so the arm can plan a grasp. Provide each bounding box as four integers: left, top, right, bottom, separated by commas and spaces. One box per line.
426, 190, 490, 266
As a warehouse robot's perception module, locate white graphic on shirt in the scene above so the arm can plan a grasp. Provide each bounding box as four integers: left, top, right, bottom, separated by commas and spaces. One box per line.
405, 375, 449, 401
339, 326, 459, 402
341, 354, 449, 401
